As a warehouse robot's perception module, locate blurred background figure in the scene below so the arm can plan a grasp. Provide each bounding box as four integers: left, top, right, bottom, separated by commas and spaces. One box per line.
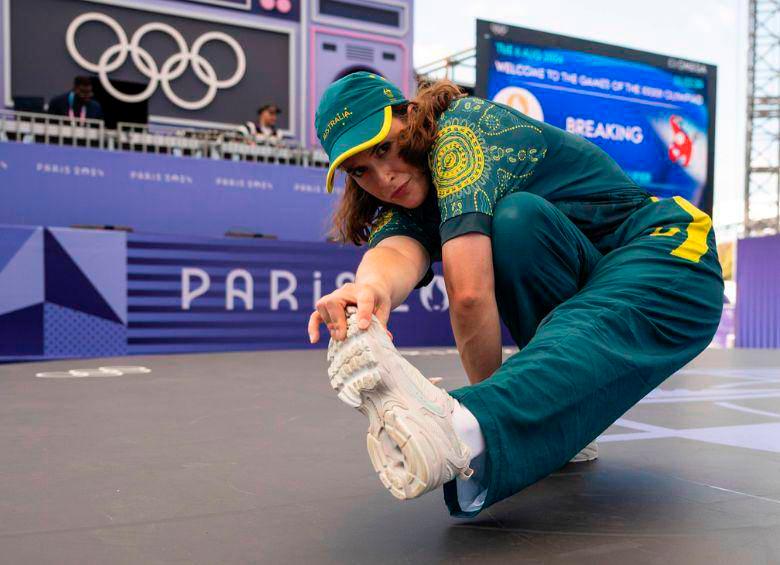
256, 103, 283, 141
48, 76, 103, 122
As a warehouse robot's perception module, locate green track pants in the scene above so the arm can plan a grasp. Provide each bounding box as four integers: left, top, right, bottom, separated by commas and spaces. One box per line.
444, 192, 724, 517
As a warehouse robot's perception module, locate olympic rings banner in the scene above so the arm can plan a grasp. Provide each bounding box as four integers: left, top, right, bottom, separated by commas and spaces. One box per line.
0, 225, 465, 362
5, 0, 294, 129
65, 12, 247, 112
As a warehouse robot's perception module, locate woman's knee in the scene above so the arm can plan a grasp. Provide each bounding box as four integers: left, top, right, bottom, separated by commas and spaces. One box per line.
493, 192, 552, 236
492, 192, 559, 265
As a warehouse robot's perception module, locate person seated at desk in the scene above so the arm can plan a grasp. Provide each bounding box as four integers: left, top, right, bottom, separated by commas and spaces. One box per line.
49, 76, 103, 122
255, 103, 284, 142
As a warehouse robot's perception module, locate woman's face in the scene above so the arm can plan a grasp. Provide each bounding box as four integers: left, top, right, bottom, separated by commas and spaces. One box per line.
340, 116, 430, 209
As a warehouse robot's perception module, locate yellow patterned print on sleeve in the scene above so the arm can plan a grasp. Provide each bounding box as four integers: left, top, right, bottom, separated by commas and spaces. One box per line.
368, 209, 395, 245
431, 98, 547, 224
430, 125, 485, 199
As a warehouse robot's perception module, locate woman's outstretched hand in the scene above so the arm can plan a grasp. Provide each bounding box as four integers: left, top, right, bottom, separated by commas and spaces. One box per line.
308, 282, 392, 343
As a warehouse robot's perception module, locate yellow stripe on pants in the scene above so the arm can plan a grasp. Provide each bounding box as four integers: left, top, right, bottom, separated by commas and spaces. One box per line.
670, 196, 712, 264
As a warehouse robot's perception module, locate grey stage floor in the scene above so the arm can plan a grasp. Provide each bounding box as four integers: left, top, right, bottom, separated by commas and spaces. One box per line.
1, 348, 780, 565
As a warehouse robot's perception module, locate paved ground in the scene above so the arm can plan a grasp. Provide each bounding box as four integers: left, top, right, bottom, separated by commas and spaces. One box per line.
1, 348, 779, 564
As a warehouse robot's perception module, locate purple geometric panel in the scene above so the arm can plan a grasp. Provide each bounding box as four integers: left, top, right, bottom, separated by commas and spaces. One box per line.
44, 230, 122, 324
0, 303, 44, 356
0, 225, 37, 272
0, 227, 44, 316
50, 228, 127, 324
736, 234, 780, 348
44, 303, 126, 358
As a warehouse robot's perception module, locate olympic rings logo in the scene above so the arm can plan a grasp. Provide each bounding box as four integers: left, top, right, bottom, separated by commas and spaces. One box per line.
66, 12, 247, 111
35, 366, 152, 378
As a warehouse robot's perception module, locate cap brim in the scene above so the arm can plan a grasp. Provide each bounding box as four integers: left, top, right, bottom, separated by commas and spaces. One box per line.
326, 106, 393, 193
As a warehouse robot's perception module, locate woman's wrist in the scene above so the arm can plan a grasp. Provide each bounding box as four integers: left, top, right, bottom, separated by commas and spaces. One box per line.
354, 278, 392, 306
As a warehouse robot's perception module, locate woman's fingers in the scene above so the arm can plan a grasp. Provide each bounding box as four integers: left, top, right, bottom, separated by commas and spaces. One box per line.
309, 284, 386, 344
308, 311, 322, 344
375, 301, 392, 328
325, 301, 348, 341
356, 288, 376, 330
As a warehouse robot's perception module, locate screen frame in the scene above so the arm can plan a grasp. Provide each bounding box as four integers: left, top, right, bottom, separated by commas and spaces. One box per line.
475, 19, 717, 215
4, 0, 298, 133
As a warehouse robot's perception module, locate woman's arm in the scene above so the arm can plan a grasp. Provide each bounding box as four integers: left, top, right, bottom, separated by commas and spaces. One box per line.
308, 235, 429, 343
442, 233, 503, 384
356, 235, 430, 316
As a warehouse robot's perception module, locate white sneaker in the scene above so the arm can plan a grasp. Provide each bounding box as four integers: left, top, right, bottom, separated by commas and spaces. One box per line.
327, 308, 473, 500
569, 441, 598, 463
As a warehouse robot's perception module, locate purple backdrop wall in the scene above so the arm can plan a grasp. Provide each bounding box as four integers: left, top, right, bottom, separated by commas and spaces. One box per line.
2, 221, 739, 360
736, 234, 780, 348
0, 142, 338, 241
1, 225, 501, 361
125, 231, 459, 355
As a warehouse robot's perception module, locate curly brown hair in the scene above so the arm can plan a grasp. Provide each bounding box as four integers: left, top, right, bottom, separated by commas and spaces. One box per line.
329, 79, 465, 245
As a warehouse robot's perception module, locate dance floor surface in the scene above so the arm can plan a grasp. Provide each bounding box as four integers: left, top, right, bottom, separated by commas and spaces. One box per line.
2, 348, 779, 564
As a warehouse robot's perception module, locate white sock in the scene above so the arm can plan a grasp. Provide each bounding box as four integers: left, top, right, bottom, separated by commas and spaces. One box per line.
452, 400, 488, 512
452, 400, 485, 461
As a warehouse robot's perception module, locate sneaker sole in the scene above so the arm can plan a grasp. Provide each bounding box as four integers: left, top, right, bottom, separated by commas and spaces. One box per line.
327, 315, 432, 500
569, 442, 599, 463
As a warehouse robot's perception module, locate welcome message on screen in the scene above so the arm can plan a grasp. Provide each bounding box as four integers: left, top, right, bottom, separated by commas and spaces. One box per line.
487, 41, 710, 205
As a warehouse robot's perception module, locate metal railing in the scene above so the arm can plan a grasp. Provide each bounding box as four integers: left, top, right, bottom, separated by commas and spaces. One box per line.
0, 109, 106, 148
416, 47, 476, 88
0, 110, 330, 168
115, 122, 209, 157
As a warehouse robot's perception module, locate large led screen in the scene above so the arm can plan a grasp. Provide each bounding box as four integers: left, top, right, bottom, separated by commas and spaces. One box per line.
476, 20, 717, 213
6, 0, 293, 129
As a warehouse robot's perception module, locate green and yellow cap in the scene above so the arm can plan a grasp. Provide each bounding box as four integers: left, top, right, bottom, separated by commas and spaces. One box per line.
315, 72, 407, 193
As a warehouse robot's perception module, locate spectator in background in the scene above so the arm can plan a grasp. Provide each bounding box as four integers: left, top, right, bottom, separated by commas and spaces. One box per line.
256, 104, 284, 141
49, 76, 103, 122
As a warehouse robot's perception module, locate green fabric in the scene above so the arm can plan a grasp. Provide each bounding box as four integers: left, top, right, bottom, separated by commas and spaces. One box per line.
367, 189, 441, 288
315, 71, 407, 192
356, 94, 723, 517
431, 97, 546, 224
315, 71, 405, 158
366, 96, 650, 250
440, 212, 491, 244
442, 194, 723, 517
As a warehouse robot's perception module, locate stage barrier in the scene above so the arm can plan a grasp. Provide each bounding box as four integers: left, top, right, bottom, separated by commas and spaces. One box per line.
0, 142, 336, 241
0, 225, 463, 362
0, 223, 741, 361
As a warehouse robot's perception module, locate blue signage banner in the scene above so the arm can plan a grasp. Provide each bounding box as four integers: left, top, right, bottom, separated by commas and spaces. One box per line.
0, 142, 338, 241
1, 225, 476, 361
0, 223, 732, 362
126, 231, 456, 354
